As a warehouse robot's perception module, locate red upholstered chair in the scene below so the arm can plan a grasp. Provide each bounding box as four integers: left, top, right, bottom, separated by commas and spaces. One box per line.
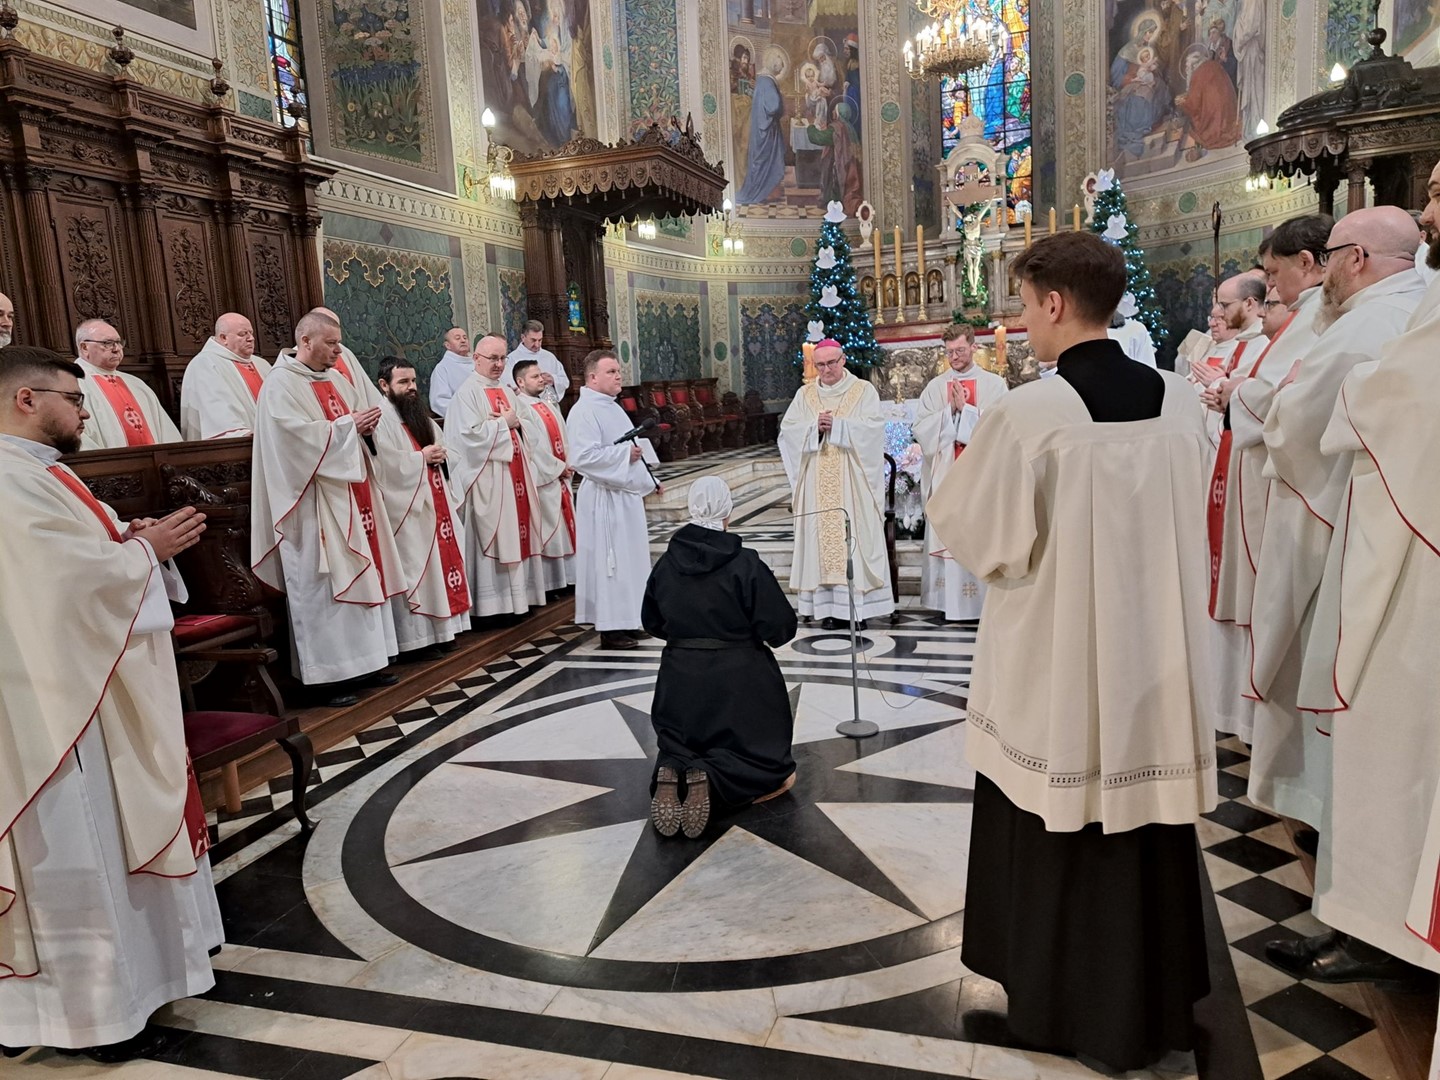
643, 383, 689, 461
620, 386, 672, 460
177, 645, 315, 833
663, 382, 706, 456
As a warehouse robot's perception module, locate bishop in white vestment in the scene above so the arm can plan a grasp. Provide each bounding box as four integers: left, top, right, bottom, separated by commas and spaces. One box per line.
180, 313, 271, 440
514, 357, 577, 591
778, 340, 893, 625
375, 358, 471, 653
567, 350, 658, 646
1247, 209, 1426, 830
444, 334, 546, 617
252, 314, 403, 688
0, 347, 221, 1052
913, 328, 1007, 620
73, 319, 182, 450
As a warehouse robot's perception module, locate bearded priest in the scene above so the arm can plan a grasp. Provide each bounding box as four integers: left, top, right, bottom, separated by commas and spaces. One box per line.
778, 338, 893, 629
374, 356, 471, 657
444, 333, 546, 618
180, 313, 271, 440
0, 346, 222, 1059
913, 324, 1008, 621
251, 312, 404, 706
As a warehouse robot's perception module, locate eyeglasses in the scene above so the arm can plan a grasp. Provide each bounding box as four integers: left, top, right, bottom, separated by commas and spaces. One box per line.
1263, 300, 1286, 309
80, 338, 125, 349
29, 388, 86, 407
1215, 298, 1248, 310
1317, 242, 1365, 267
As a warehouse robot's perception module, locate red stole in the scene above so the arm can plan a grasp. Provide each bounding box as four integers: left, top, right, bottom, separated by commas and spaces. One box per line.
532, 401, 576, 545
485, 387, 536, 559
92, 374, 156, 446
309, 380, 389, 593
46, 464, 209, 859
1206, 339, 1250, 614
232, 360, 264, 400
402, 427, 471, 616
332, 353, 356, 386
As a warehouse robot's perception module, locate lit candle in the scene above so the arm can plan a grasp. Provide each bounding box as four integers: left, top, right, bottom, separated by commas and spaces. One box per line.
916, 223, 926, 291
802, 341, 817, 383
894, 225, 904, 293
1073, 204, 1081, 231
1023, 210, 1032, 247
1048, 207, 1056, 234
994, 325, 1007, 369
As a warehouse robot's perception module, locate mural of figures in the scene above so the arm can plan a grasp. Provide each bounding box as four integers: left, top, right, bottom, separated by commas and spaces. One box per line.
477, 0, 596, 154
1106, 0, 1262, 179
1395, 0, 1440, 54
727, 0, 864, 217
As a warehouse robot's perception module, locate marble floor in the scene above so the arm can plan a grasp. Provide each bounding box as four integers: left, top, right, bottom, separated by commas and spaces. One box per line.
1, 612, 1418, 1080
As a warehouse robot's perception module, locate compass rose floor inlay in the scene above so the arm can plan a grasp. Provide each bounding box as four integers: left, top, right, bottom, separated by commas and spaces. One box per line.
0, 615, 1413, 1080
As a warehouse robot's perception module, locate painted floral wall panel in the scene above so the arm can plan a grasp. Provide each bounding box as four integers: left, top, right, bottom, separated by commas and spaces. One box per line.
739, 297, 807, 401
625, 0, 682, 138
323, 0, 430, 165
634, 293, 702, 381
322, 241, 456, 390
498, 268, 530, 349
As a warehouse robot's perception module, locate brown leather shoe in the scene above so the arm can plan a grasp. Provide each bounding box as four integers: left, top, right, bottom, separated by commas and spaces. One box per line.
650, 766, 682, 837
680, 769, 711, 838
600, 632, 637, 650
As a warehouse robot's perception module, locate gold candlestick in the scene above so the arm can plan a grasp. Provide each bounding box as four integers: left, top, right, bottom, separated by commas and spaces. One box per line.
893, 225, 905, 324
916, 223, 927, 322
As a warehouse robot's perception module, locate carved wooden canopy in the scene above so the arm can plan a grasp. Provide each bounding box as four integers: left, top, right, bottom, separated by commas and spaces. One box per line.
0, 32, 334, 411
507, 118, 728, 223
1246, 32, 1440, 215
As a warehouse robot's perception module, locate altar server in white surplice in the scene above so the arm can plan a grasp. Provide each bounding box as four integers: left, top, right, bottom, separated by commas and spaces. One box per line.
514, 357, 577, 591
567, 348, 659, 650
374, 357, 471, 655
1107, 314, 1158, 367
73, 319, 182, 451
1247, 207, 1427, 832
504, 320, 570, 401
0, 346, 223, 1056
914, 324, 1007, 620
252, 313, 403, 700
779, 339, 893, 628
444, 334, 546, 618
180, 313, 271, 440
429, 326, 473, 420
1205, 220, 1328, 743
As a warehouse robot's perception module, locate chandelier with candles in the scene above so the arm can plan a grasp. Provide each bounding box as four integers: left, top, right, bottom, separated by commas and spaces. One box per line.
903, 0, 998, 81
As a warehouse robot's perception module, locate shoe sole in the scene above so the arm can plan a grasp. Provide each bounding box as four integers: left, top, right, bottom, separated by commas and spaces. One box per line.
681, 769, 710, 839
651, 767, 681, 837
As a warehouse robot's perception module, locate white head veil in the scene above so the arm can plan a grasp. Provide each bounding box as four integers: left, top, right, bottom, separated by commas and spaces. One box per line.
687, 476, 734, 531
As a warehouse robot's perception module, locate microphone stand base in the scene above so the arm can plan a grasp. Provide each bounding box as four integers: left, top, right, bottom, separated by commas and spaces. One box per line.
835, 718, 880, 739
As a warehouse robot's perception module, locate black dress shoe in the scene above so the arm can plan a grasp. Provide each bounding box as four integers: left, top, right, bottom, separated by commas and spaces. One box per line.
2, 1046, 30, 1058
398, 645, 446, 663
600, 632, 637, 650
1268, 931, 1438, 991
61, 1025, 169, 1063
623, 629, 651, 641
821, 617, 839, 630
324, 691, 361, 708
359, 671, 400, 688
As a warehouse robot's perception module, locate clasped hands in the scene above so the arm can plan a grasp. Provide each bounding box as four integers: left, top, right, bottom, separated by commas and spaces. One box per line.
817, 410, 834, 435
123, 506, 207, 562
1200, 374, 1245, 413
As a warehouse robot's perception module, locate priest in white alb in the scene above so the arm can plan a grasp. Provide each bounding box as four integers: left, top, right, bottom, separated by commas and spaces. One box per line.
914, 324, 1007, 620
504, 320, 570, 401
374, 356, 471, 656
514, 356, 576, 591
273, 306, 386, 412
779, 338, 893, 628
251, 312, 404, 706
567, 348, 659, 650
429, 326, 472, 420
444, 333, 546, 618
1247, 207, 1426, 832
0, 346, 221, 1058
73, 319, 182, 450
179, 312, 271, 440
1204, 218, 1328, 742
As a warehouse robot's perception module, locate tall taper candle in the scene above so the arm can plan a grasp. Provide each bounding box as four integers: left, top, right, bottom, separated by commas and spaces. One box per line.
916, 223, 926, 287
873, 225, 884, 322
1048, 206, 1057, 234
1073, 204, 1081, 231
994, 325, 1006, 370
1024, 210, 1032, 247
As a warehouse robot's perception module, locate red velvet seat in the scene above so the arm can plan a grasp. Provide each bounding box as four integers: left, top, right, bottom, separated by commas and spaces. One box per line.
173, 613, 257, 649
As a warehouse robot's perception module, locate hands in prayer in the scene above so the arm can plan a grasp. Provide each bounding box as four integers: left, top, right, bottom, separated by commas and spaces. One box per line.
817, 410, 834, 434
1189, 358, 1225, 387
422, 444, 447, 466
353, 407, 383, 436
128, 506, 207, 562
1201, 374, 1244, 413
499, 406, 520, 430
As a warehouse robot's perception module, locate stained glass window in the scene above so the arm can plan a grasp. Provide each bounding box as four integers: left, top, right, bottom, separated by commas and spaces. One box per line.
939, 0, 1032, 218
264, 0, 309, 127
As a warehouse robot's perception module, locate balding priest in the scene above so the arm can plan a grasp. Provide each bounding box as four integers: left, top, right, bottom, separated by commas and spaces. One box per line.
180, 313, 271, 440
429, 326, 472, 420
514, 356, 577, 592
74, 319, 182, 450
568, 348, 659, 650
374, 356, 471, 657
779, 338, 893, 629
914, 324, 1008, 621
0, 290, 13, 347
252, 312, 404, 706
278, 306, 385, 411
0, 346, 222, 1060
444, 333, 546, 618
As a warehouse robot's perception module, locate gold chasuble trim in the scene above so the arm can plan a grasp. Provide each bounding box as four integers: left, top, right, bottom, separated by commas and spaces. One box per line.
807, 380, 867, 585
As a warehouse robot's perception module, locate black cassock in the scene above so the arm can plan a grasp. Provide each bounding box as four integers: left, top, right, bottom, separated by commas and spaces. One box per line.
641, 524, 798, 808
962, 340, 1210, 1071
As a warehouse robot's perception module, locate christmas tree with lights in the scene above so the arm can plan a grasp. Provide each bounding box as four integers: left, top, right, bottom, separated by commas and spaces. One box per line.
799, 202, 882, 372
1089, 170, 1167, 349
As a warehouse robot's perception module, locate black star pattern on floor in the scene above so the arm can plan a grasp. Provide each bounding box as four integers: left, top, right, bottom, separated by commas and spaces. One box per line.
397, 683, 971, 956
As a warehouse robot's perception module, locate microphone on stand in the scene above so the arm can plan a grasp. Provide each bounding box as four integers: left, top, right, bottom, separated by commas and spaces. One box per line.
613, 416, 658, 444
